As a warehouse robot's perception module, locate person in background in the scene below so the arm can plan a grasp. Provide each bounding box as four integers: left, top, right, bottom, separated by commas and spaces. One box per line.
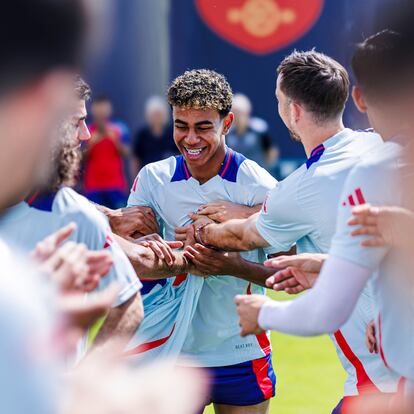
226, 93, 279, 170
82, 95, 129, 209
132, 95, 176, 175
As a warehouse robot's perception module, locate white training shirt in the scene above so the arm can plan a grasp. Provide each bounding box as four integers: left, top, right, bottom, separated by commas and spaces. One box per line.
329, 136, 414, 381
0, 239, 60, 414
0, 187, 141, 307
256, 129, 399, 396
127, 148, 277, 366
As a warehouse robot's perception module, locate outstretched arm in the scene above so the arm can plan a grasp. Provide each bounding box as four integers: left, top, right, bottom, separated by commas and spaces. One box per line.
193, 213, 270, 251
114, 234, 193, 278
183, 243, 275, 287
236, 256, 372, 337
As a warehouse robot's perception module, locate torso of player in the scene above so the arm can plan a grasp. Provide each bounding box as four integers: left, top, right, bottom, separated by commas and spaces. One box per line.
360, 140, 414, 381
128, 149, 277, 366
258, 129, 399, 394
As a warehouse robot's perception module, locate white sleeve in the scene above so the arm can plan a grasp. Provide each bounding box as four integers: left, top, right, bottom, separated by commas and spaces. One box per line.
127, 167, 153, 208
236, 160, 277, 206
255, 179, 313, 252
258, 256, 372, 336
66, 210, 142, 307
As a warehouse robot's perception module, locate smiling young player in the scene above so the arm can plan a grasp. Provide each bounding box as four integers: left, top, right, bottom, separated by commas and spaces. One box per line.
127, 69, 278, 414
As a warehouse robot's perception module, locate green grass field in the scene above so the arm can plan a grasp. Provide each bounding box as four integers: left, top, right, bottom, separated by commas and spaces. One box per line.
90, 290, 346, 414
204, 291, 346, 414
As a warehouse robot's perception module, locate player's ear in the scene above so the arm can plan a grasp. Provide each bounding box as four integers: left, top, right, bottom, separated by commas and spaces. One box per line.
352, 86, 368, 114
290, 101, 301, 124
222, 112, 234, 135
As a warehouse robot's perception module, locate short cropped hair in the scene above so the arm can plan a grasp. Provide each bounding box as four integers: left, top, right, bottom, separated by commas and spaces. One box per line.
352, 30, 414, 98
167, 69, 233, 117
277, 50, 349, 122
75, 76, 91, 101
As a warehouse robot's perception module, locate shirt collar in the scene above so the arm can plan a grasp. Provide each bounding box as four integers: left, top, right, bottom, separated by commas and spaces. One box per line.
306, 128, 352, 169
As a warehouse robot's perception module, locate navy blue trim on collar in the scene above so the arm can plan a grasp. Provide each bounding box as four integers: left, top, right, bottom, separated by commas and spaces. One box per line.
170, 148, 246, 183
306, 144, 325, 169
219, 149, 246, 182
171, 155, 191, 182
26, 191, 57, 212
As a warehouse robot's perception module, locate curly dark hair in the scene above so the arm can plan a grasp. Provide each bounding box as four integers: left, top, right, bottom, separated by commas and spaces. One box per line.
46, 124, 81, 192
45, 77, 90, 192
167, 69, 233, 117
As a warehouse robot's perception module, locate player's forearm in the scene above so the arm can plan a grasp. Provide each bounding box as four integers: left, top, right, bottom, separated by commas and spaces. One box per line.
116, 235, 193, 278
229, 258, 276, 287
202, 218, 261, 251
92, 293, 143, 350
135, 249, 193, 278
258, 256, 372, 336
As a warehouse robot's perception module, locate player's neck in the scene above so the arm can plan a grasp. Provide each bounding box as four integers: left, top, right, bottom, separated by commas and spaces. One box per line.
301, 120, 345, 158
187, 144, 227, 184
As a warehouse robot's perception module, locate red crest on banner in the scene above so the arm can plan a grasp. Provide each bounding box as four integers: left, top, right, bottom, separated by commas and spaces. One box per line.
195, 0, 324, 54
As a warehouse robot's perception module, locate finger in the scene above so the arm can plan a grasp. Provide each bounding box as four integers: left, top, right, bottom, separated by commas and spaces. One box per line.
140, 206, 156, 218
184, 245, 199, 255
175, 226, 189, 234
196, 206, 217, 216
348, 215, 378, 226
264, 257, 296, 268
158, 241, 175, 266
50, 222, 77, 247
275, 276, 301, 291
285, 286, 306, 294
361, 238, 386, 247
167, 241, 184, 249
78, 274, 101, 292
175, 233, 187, 242
47, 241, 79, 273
207, 212, 224, 223
240, 327, 248, 337
140, 220, 159, 235
234, 295, 245, 305
183, 251, 195, 261
350, 226, 378, 237
193, 243, 214, 256
265, 275, 276, 288
351, 204, 372, 215
87, 255, 113, 278
273, 268, 295, 283
148, 241, 164, 260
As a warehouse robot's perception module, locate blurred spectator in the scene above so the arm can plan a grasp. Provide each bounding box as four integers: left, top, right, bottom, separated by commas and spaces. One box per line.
132, 96, 176, 174
83, 95, 129, 209
226, 93, 279, 169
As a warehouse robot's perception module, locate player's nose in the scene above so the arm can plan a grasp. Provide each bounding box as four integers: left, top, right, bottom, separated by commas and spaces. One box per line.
184, 131, 201, 145
79, 121, 91, 141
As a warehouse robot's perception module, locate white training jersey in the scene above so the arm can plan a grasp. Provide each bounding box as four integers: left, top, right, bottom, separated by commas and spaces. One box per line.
330, 136, 414, 382
0, 239, 60, 414
0, 187, 141, 307
127, 148, 277, 366
255, 128, 399, 396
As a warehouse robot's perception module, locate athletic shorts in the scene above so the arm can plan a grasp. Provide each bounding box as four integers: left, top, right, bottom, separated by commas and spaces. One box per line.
206, 354, 276, 406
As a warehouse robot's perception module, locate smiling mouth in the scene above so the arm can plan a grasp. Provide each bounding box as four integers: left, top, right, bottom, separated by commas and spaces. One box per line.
183, 147, 207, 158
